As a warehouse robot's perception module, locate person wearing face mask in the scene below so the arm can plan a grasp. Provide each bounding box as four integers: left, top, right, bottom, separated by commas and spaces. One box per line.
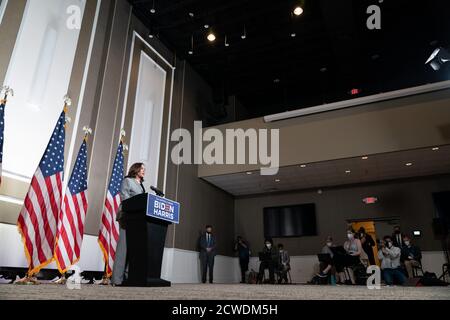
392, 226, 406, 248
401, 235, 422, 278
317, 236, 338, 280
378, 236, 406, 285
276, 244, 291, 284
257, 238, 277, 284
199, 225, 217, 284
343, 229, 364, 284
358, 227, 376, 265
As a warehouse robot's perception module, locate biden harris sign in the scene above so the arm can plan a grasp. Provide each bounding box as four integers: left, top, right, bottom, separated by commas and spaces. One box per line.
146, 194, 180, 224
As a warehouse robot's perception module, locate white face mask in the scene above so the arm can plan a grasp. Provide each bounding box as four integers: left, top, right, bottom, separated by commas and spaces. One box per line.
279, 249, 283, 253
266, 243, 272, 249
387, 242, 393, 248
404, 241, 410, 246
347, 234, 354, 240
326, 242, 333, 247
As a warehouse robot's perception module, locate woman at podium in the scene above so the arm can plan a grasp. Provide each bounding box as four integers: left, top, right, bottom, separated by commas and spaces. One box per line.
112, 163, 146, 286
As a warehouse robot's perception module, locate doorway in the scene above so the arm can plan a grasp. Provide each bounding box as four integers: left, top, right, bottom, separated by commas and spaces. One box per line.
349, 217, 400, 267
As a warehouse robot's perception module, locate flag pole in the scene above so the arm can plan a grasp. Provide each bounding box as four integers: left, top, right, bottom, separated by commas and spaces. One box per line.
98, 129, 127, 285
16, 95, 71, 286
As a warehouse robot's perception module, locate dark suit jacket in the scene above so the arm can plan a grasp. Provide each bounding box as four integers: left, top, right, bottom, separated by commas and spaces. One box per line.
199, 233, 217, 257
392, 233, 406, 248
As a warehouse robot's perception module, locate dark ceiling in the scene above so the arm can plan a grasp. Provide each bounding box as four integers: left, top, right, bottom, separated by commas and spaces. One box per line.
129, 0, 450, 124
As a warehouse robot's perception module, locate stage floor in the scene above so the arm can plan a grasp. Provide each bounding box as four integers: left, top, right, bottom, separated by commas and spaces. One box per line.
0, 283, 449, 300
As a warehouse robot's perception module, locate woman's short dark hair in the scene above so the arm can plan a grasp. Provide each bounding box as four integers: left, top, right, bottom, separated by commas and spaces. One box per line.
126, 163, 145, 181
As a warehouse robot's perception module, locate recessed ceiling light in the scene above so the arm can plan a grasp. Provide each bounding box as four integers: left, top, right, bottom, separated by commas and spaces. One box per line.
362, 156, 369, 160
300, 164, 307, 168
188, 50, 193, 55
207, 32, 216, 42
188, 12, 195, 18
405, 162, 413, 166
320, 67, 327, 73
432, 147, 439, 151
246, 172, 253, 175
291, 33, 296, 38
345, 170, 351, 174
273, 78, 280, 83
204, 24, 210, 29
275, 179, 281, 182
293, 6, 304, 16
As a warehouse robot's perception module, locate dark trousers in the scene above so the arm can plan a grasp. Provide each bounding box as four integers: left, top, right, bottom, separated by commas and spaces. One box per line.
239, 258, 249, 282
382, 268, 406, 285
200, 252, 215, 283
258, 261, 275, 283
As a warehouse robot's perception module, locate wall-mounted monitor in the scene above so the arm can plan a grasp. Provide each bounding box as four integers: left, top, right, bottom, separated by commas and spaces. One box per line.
264, 203, 317, 238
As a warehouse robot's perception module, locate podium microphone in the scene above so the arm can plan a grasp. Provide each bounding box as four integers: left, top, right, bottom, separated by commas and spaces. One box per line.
150, 186, 165, 197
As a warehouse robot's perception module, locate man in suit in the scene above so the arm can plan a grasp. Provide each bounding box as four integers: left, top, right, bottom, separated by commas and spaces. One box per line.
401, 235, 422, 278
392, 225, 406, 248
199, 225, 217, 284
277, 243, 291, 284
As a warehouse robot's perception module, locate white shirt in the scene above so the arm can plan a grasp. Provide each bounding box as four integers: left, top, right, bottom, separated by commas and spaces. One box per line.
378, 246, 401, 269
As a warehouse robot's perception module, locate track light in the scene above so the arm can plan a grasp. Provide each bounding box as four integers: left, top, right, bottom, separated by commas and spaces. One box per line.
149, 26, 155, 39
188, 35, 194, 55
293, 6, 304, 16
426, 47, 450, 71
241, 25, 247, 39
207, 31, 216, 42
150, 0, 156, 14
225, 35, 229, 47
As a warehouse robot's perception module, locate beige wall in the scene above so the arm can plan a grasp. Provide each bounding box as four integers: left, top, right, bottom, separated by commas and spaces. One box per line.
235, 174, 450, 256
199, 89, 450, 177
0, 0, 27, 84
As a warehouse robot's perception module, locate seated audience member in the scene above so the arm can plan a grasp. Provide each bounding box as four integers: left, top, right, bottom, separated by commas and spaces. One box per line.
358, 227, 376, 265
343, 229, 365, 284
317, 236, 335, 279
378, 236, 406, 286
401, 235, 422, 279
258, 238, 278, 284
276, 244, 291, 284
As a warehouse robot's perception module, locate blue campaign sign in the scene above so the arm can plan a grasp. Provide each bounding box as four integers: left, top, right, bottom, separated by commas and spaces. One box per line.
146, 193, 180, 224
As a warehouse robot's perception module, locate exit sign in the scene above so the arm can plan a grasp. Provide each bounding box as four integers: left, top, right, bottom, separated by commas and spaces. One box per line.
363, 197, 378, 204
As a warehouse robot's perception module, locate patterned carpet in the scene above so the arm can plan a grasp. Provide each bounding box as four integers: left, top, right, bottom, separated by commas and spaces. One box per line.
1, 283, 449, 300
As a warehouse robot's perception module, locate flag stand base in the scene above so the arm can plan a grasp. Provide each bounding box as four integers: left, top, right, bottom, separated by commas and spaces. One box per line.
13, 275, 40, 285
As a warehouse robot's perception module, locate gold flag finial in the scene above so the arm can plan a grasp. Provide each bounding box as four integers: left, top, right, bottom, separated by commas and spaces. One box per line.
83, 126, 93, 141
1, 85, 14, 104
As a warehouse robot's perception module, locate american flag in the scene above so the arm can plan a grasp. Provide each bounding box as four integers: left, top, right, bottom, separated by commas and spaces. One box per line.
0, 98, 6, 185
17, 111, 66, 275
54, 139, 89, 274
98, 142, 124, 277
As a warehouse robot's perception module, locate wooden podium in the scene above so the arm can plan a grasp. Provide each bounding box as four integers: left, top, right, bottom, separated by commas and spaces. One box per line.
121, 193, 179, 287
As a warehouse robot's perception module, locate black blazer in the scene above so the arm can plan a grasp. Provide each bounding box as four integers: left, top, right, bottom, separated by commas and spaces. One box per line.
392, 233, 406, 248
199, 233, 217, 256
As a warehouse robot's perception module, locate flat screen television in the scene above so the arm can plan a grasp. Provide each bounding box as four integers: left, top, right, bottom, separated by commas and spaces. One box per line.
263, 203, 317, 238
